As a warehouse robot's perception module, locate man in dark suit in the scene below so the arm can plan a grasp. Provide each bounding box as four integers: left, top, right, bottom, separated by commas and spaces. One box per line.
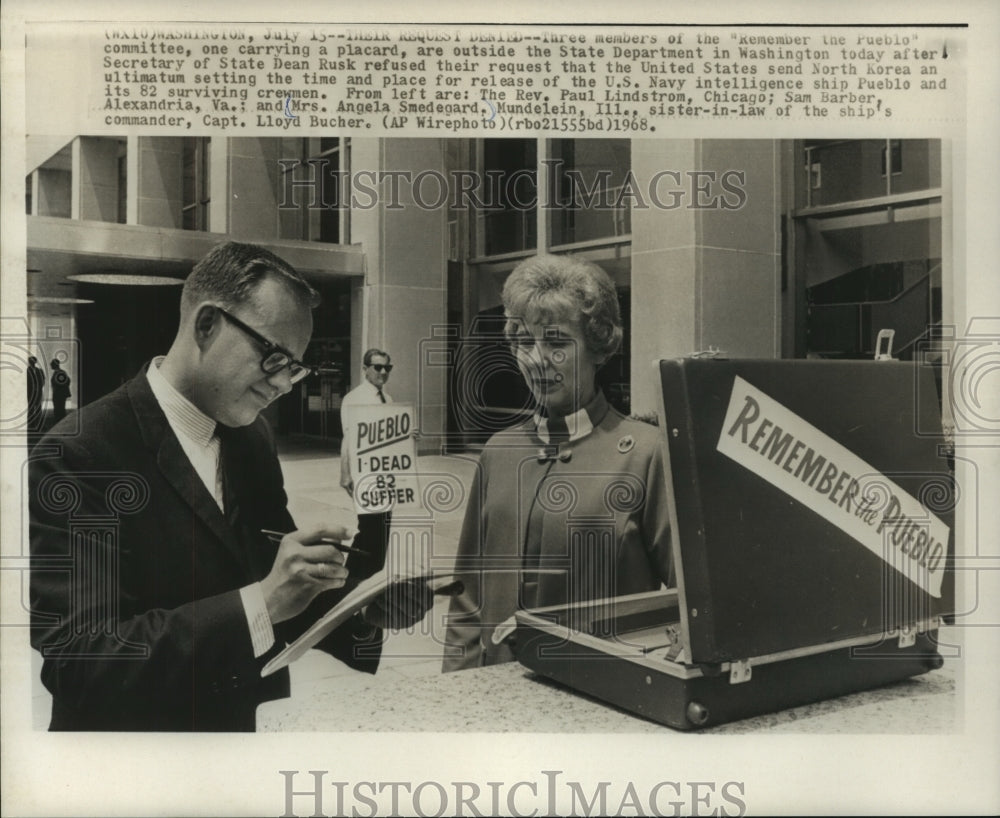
26, 356, 45, 431
29, 242, 431, 731
49, 359, 71, 422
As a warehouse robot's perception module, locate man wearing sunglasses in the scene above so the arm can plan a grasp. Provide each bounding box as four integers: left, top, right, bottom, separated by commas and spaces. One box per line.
340, 348, 396, 579
29, 242, 432, 731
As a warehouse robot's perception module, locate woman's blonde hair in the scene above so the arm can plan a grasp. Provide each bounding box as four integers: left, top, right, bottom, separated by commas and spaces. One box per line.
502, 254, 622, 359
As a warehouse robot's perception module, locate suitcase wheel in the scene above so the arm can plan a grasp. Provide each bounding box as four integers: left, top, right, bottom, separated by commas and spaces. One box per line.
686, 701, 710, 726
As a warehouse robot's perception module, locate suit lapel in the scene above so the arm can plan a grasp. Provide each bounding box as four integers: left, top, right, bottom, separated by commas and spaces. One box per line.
127, 368, 249, 568
157, 432, 242, 554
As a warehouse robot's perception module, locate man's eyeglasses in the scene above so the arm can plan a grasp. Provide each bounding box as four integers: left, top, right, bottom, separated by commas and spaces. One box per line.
217, 308, 313, 384
369, 364, 393, 373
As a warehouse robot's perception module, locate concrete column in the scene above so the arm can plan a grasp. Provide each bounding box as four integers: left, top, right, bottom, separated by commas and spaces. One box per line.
70, 137, 82, 220
29, 170, 39, 216
349, 138, 449, 451
136, 137, 183, 228
125, 136, 140, 225
35, 167, 71, 218
228, 137, 281, 240
77, 137, 120, 223
209, 136, 229, 234
630, 139, 782, 416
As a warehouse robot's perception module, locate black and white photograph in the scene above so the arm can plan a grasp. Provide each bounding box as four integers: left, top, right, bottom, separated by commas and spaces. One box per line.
2, 2, 998, 816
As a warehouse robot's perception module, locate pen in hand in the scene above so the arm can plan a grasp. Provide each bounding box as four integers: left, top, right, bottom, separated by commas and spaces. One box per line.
260, 528, 372, 560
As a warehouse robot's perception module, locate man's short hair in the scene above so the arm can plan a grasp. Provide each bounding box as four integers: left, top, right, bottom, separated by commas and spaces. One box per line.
28, 356, 37, 365
362, 348, 390, 366
182, 241, 320, 315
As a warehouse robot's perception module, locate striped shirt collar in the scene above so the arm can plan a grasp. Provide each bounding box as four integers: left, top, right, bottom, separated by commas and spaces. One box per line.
532, 390, 608, 444
147, 356, 217, 446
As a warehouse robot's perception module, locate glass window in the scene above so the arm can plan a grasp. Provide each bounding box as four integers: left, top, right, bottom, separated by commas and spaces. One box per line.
549, 139, 631, 246
802, 139, 941, 207
278, 278, 352, 440
315, 137, 342, 244
181, 137, 210, 230
806, 257, 941, 360
278, 137, 347, 244
477, 139, 537, 256
886, 139, 942, 195
803, 140, 886, 206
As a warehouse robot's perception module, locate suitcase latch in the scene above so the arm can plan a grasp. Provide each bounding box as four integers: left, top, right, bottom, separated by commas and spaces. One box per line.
874, 328, 896, 361
691, 346, 728, 359
897, 626, 917, 648
729, 659, 752, 684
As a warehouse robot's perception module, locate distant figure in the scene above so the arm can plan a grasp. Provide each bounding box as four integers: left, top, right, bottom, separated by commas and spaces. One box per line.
339, 348, 395, 580
49, 359, 71, 422
26, 356, 45, 431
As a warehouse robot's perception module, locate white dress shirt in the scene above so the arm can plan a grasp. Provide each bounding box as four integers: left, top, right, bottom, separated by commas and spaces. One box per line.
340, 379, 393, 433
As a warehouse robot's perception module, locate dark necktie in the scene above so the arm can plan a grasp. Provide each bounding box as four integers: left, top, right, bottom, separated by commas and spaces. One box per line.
377, 388, 386, 403
215, 425, 262, 576
215, 425, 240, 527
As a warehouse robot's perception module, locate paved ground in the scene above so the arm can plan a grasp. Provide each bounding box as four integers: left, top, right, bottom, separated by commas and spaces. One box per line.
277, 446, 478, 694
31, 445, 480, 729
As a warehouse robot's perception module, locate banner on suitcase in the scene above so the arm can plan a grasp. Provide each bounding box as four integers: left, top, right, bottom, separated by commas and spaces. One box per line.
513, 358, 955, 729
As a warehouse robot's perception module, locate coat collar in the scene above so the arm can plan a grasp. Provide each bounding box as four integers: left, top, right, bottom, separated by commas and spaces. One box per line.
530, 390, 610, 445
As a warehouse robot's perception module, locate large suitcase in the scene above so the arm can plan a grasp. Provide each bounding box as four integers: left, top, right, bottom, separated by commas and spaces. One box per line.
513, 358, 955, 729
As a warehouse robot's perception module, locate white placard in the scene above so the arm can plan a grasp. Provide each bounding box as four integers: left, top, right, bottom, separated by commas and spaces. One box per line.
716, 375, 949, 597
349, 402, 421, 514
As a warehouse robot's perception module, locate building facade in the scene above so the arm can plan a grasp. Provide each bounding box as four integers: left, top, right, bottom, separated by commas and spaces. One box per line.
25, 136, 948, 449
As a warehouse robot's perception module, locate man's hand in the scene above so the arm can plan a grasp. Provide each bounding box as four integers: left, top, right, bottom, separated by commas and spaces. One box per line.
341, 481, 354, 498
363, 579, 435, 630
259, 525, 353, 624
